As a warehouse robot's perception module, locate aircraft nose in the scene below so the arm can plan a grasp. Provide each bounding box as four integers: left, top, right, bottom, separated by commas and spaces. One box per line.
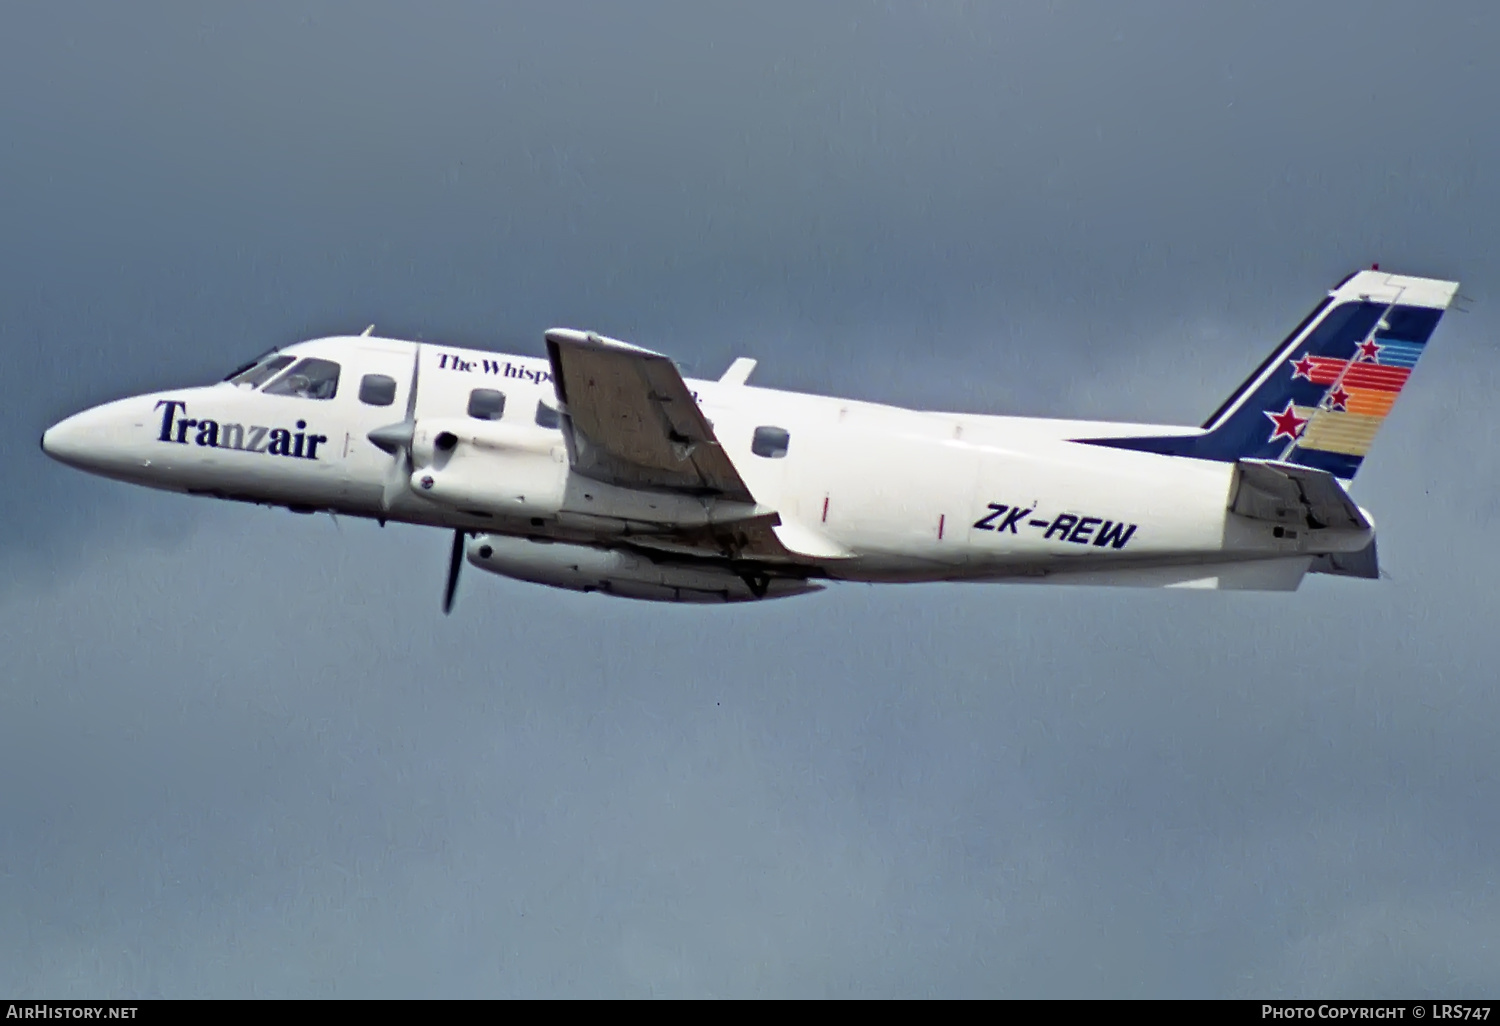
43, 395, 180, 481
41, 399, 145, 473
40, 412, 91, 467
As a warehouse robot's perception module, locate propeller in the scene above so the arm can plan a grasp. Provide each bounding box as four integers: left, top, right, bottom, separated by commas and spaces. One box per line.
367, 343, 421, 513
367, 347, 468, 616
443, 528, 465, 615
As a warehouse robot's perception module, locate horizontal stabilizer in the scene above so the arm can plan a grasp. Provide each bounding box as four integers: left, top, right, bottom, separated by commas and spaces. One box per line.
1310, 538, 1380, 579
1230, 459, 1370, 531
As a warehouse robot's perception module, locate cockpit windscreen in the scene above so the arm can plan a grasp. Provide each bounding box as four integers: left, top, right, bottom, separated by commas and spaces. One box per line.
226, 352, 294, 389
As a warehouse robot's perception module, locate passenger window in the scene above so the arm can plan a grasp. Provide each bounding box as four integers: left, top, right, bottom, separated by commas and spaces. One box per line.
535, 400, 560, 430
468, 388, 506, 421
751, 426, 790, 458
228, 354, 294, 389
359, 374, 397, 406
263, 358, 341, 400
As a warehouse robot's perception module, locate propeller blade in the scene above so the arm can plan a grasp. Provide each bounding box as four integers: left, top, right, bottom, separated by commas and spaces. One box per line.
369, 345, 422, 514
379, 449, 410, 512
403, 341, 421, 421
443, 529, 464, 614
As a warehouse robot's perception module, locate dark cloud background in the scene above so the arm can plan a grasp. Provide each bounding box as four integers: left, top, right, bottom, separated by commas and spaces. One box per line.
4, 1, 1499, 997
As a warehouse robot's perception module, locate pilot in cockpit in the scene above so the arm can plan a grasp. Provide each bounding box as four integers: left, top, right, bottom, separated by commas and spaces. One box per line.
225, 353, 341, 400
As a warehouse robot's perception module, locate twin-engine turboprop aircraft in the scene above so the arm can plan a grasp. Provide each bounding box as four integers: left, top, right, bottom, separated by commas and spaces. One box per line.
42, 268, 1457, 609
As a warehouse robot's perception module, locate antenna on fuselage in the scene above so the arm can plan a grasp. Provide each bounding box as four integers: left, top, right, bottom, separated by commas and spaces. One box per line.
361, 325, 375, 336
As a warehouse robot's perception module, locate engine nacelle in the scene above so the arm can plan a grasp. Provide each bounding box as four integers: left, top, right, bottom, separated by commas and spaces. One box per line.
407, 417, 772, 533
467, 534, 823, 603
408, 419, 568, 518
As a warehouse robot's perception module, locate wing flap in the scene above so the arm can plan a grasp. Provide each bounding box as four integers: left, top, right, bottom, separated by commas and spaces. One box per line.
545, 329, 755, 504
627, 513, 817, 565
1231, 458, 1371, 530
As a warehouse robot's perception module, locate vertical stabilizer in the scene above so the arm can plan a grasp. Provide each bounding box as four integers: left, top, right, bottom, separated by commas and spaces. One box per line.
1080, 270, 1459, 479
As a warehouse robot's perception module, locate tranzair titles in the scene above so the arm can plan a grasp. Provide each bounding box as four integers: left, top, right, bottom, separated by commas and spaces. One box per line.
42, 269, 1458, 609
155, 400, 328, 460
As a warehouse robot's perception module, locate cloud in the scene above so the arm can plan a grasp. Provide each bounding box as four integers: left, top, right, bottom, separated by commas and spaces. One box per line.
6, 440, 1500, 997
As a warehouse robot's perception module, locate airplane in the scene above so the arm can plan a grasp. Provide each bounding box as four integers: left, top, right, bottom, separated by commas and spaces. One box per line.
40, 268, 1457, 610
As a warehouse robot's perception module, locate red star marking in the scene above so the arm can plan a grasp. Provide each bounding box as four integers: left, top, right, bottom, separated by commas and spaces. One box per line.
1357, 338, 1381, 361
1290, 354, 1316, 380
1265, 401, 1309, 443
1326, 386, 1350, 411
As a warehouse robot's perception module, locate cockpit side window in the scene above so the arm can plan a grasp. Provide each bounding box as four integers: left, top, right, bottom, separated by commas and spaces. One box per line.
468, 388, 506, 421
359, 374, 397, 406
535, 400, 561, 430
228, 354, 294, 389
263, 358, 341, 400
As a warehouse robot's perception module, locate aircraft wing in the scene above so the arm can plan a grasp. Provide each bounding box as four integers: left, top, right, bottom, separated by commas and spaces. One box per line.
1230, 458, 1371, 531
544, 329, 756, 504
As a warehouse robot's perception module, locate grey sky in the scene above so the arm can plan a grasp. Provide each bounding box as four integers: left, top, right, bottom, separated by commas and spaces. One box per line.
4, 1, 1500, 996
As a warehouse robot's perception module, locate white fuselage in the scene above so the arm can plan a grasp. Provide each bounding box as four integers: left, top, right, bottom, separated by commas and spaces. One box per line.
42, 335, 1372, 592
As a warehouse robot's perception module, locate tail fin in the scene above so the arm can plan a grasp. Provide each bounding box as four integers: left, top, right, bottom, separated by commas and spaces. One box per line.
1083, 269, 1459, 479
